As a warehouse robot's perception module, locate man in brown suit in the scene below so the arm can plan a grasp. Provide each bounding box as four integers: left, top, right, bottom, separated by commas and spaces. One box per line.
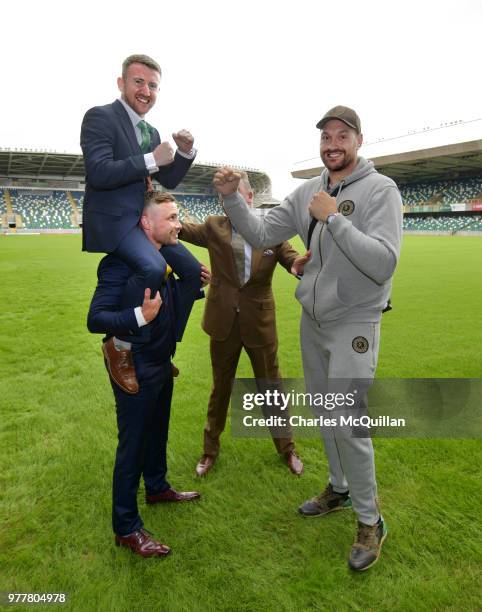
180, 172, 304, 476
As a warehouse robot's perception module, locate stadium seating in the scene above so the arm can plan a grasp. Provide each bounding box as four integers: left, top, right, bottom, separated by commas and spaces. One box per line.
8, 189, 75, 229
1, 189, 222, 229
466, 215, 482, 231
3, 186, 481, 234
400, 176, 482, 206
403, 215, 482, 232
71, 190, 84, 212
175, 194, 223, 222
0, 190, 7, 214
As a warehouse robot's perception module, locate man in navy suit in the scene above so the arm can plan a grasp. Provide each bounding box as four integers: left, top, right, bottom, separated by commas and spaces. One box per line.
81, 53, 196, 394
88, 192, 205, 558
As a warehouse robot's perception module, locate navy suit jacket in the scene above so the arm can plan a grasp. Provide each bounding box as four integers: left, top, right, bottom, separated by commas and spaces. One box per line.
87, 243, 202, 373
80, 100, 194, 253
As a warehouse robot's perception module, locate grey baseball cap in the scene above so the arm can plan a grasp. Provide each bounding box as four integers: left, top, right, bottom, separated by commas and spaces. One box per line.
316, 105, 361, 133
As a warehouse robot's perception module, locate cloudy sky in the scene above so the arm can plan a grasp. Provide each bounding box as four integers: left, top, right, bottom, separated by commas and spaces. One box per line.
2, 0, 481, 197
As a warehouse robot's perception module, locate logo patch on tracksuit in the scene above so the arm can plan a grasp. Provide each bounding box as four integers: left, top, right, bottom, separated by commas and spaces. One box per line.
352, 336, 369, 353
338, 200, 355, 216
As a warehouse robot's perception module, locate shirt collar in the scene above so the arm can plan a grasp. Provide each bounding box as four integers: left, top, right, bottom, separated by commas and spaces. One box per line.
118, 97, 144, 128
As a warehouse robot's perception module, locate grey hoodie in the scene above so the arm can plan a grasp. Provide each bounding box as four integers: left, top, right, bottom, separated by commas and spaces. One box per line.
223, 157, 403, 324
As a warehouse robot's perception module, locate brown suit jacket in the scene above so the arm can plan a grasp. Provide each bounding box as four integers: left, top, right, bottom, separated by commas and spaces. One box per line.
180, 216, 299, 348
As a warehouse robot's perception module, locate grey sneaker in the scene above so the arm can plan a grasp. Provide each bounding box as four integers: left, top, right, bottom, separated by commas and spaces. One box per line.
348, 517, 388, 571
298, 483, 352, 517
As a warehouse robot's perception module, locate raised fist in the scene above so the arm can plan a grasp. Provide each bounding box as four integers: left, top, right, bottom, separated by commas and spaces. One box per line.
172, 129, 194, 154
153, 142, 175, 167
213, 167, 241, 197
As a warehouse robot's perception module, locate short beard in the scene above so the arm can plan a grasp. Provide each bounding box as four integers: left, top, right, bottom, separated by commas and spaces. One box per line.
322, 153, 348, 170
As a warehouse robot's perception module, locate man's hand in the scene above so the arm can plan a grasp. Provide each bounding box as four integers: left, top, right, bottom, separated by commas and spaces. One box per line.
200, 264, 212, 287
153, 142, 175, 167
291, 250, 312, 277
141, 288, 162, 323
308, 191, 338, 222
172, 130, 194, 154
213, 166, 241, 197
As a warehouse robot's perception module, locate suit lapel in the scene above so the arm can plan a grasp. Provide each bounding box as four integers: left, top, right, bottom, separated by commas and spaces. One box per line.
112, 100, 140, 155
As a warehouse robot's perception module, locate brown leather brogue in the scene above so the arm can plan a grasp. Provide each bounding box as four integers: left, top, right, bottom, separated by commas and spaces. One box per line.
114, 528, 170, 558
195, 454, 216, 476
146, 488, 200, 504
102, 337, 139, 394
285, 450, 304, 476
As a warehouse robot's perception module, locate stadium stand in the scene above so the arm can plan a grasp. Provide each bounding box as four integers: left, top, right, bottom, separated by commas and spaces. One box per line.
400, 176, 482, 207
1, 144, 482, 235
71, 190, 84, 212
8, 189, 76, 230
1, 187, 224, 229
403, 214, 482, 233
175, 194, 222, 222
2, 185, 482, 234
0, 189, 7, 215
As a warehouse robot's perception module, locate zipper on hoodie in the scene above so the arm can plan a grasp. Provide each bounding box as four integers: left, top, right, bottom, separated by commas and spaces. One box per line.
311, 181, 344, 323
312, 222, 324, 321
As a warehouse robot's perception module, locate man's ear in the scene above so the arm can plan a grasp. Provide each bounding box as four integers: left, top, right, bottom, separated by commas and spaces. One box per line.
140, 214, 150, 231
117, 76, 124, 95
356, 133, 363, 150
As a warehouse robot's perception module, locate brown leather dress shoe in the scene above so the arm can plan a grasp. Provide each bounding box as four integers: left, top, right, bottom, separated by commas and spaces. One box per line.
146, 488, 200, 504
114, 528, 170, 558
284, 450, 304, 475
102, 337, 139, 394
195, 454, 216, 476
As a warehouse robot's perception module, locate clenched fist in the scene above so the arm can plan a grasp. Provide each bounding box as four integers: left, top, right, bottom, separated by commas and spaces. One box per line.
308, 191, 338, 222
213, 167, 241, 197
172, 129, 194, 154
153, 142, 175, 167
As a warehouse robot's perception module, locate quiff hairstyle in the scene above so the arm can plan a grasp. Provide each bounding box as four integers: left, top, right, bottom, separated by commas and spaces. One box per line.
122, 54, 162, 78
143, 191, 176, 212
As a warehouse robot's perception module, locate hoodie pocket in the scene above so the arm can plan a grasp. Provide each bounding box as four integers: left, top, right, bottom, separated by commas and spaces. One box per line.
337, 276, 382, 308
296, 273, 347, 319
336, 277, 359, 306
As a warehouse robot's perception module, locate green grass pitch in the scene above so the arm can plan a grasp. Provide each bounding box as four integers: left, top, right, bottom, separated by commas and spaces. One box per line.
0, 234, 480, 611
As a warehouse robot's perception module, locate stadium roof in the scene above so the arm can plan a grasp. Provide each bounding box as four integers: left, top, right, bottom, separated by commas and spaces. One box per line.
0, 149, 272, 194
291, 139, 482, 185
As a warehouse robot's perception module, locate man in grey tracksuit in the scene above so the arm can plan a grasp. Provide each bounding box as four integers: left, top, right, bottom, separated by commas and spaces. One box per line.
213, 106, 403, 571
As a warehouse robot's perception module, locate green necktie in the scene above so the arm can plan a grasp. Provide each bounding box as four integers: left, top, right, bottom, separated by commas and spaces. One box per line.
138, 120, 151, 153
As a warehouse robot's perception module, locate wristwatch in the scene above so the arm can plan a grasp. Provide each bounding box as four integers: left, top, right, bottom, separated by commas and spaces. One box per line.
326, 212, 340, 225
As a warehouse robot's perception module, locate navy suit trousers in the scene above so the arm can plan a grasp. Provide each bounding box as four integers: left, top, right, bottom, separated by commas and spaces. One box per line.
111, 360, 173, 536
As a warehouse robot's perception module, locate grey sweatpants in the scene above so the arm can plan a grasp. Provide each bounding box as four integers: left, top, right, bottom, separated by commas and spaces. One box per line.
300, 310, 381, 525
